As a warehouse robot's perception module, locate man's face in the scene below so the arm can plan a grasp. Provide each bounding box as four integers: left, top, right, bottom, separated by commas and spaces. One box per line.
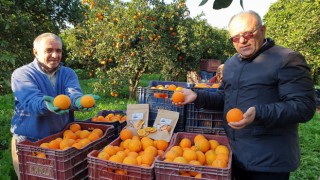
33, 37, 62, 72
229, 14, 266, 59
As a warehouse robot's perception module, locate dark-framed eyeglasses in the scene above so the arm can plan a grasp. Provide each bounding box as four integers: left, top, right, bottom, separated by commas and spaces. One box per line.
229, 26, 261, 43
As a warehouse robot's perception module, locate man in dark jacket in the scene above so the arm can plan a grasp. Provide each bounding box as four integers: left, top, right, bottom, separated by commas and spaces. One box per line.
178, 10, 316, 179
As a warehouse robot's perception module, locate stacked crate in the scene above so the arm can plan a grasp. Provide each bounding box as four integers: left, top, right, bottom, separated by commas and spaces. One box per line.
137, 80, 192, 132
199, 59, 221, 82
185, 83, 225, 135
17, 122, 114, 180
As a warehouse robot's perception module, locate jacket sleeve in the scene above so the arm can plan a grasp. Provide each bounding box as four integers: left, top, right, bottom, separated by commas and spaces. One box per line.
255, 52, 316, 127
11, 68, 48, 115
194, 86, 225, 111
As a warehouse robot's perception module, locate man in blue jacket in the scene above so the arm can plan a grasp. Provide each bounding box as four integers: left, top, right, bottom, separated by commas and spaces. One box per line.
10, 33, 99, 177
178, 11, 316, 179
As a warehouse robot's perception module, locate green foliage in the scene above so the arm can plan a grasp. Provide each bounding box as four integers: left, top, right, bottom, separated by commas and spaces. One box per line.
199, 0, 243, 10
264, 0, 320, 83
62, 0, 234, 99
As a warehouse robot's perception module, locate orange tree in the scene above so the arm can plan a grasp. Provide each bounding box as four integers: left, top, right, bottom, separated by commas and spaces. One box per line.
62, 0, 234, 99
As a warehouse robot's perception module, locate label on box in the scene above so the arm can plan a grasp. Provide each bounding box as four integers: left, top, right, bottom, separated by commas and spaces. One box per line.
148, 109, 179, 142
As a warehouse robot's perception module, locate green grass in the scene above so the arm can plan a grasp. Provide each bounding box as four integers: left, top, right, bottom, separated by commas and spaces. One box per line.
0, 75, 319, 180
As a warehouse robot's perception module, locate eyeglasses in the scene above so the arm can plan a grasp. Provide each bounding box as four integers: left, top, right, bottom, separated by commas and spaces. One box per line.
229, 26, 261, 43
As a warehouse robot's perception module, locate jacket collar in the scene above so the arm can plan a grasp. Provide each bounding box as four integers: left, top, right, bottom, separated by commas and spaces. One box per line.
239, 38, 275, 61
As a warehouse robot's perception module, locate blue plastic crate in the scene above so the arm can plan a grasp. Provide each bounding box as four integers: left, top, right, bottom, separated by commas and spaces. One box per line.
147, 96, 185, 132
185, 103, 225, 135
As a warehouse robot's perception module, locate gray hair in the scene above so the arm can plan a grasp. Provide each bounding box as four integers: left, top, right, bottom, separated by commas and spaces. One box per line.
228, 10, 263, 29
33, 33, 62, 49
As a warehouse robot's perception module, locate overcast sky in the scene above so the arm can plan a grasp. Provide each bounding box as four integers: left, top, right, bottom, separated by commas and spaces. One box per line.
166, 0, 278, 29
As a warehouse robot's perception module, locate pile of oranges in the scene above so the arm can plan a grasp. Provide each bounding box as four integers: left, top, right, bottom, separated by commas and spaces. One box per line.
150, 84, 183, 91
35, 123, 104, 158
194, 83, 219, 89
96, 129, 169, 175
162, 134, 230, 178
91, 113, 126, 123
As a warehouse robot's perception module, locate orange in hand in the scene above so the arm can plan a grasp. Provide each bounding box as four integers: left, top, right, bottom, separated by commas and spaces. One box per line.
226, 108, 243, 123
171, 91, 185, 104
53, 95, 71, 110
80, 95, 95, 108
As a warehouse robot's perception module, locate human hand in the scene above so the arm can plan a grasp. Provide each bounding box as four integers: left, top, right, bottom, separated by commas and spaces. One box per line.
43, 95, 69, 115
228, 107, 256, 129
172, 88, 197, 106
75, 94, 100, 111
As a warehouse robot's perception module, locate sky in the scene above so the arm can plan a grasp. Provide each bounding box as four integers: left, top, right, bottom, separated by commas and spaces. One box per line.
166, 0, 278, 29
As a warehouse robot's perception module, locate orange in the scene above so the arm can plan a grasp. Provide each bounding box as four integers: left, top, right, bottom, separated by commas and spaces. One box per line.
127, 151, 139, 158
165, 150, 179, 161
63, 130, 77, 140
216, 153, 229, 162
170, 146, 183, 156
72, 143, 83, 149
179, 138, 192, 149
79, 130, 91, 139
36, 152, 47, 159
78, 138, 91, 147
88, 133, 100, 141
215, 145, 230, 155
80, 95, 95, 108
103, 145, 117, 156
156, 140, 169, 151
128, 139, 142, 152
120, 129, 133, 141
195, 151, 206, 165
123, 156, 138, 165
173, 157, 188, 164
171, 91, 185, 103
167, 84, 177, 91
195, 173, 202, 178
69, 123, 81, 133
109, 155, 124, 163
40, 143, 49, 149
183, 149, 197, 162
92, 128, 104, 137
137, 129, 147, 137
141, 154, 154, 166
115, 169, 127, 175
194, 134, 206, 143
211, 159, 228, 168
97, 151, 110, 160
194, 138, 210, 153
212, 83, 220, 88
189, 160, 202, 176
209, 139, 220, 150
205, 150, 217, 165
53, 94, 71, 110
226, 108, 243, 123
60, 139, 75, 150
48, 139, 60, 150
144, 146, 158, 157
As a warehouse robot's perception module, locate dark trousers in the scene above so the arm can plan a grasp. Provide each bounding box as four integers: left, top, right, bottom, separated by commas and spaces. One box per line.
232, 163, 290, 180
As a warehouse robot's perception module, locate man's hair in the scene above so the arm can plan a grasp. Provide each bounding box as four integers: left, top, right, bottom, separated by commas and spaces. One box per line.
228, 10, 263, 29
33, 33, 62, 49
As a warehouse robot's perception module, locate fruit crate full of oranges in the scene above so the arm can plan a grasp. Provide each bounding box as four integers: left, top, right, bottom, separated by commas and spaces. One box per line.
185, 103, 225, 135
87, 129, 170, 180
155, 132, 232, 180
17, 122, 114, 180
83, 110, 127, 136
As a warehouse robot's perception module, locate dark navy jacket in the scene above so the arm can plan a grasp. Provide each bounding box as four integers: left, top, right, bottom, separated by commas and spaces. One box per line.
195, 39, 316, 172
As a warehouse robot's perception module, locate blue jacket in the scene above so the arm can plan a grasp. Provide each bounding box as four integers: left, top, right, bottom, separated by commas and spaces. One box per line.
195, 39, 316, 172
11, 59, 83, 141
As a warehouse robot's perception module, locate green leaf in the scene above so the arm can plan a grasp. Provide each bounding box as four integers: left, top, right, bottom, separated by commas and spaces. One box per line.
240, 0, 244, 9
212, 0, 233, 10
199, 0, 209, 6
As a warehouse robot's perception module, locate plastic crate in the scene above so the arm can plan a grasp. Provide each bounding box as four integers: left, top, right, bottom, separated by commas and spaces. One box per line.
185, 103, 225, 135
200, 59, 221, 73
17, 122, 114, 180
137, 86, 148, 104
147, 96, 185, 132
155, 132, 232, 180
81, 110, 127, 136
87, 137, 155, 180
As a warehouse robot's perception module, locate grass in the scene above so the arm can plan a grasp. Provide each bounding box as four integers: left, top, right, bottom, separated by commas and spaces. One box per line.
0, 74, 319, 179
